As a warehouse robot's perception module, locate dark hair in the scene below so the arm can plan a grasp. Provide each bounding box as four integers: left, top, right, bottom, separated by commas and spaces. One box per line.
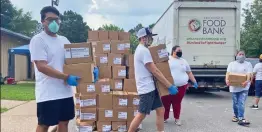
40, 6, 60, 21
171, 45, 180, 55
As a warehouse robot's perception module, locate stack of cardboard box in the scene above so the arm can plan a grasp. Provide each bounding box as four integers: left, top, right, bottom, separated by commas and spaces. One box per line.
66, 30, 140, 132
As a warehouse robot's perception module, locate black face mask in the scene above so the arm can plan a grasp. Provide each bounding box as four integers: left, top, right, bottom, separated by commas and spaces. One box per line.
176, 51, 182, 58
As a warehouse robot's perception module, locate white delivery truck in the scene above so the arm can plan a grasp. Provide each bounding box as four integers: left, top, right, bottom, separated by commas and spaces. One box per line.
152, 0, 241, 92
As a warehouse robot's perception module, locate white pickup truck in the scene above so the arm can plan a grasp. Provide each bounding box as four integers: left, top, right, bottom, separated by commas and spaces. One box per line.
152, 0, 241, 92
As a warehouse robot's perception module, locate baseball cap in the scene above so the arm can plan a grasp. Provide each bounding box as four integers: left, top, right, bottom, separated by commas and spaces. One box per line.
260, 54, 262, 59
136, 27, 157, 39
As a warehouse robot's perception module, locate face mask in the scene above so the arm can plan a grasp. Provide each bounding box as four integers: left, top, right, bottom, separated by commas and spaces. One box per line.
176, 51, 182, 58
48, 20, 60, 34
236, 55, 246, 63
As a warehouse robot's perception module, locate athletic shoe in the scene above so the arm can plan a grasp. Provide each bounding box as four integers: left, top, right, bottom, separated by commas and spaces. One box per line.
250, 105, 259, 110
232, 116, 239, 122
238, 119, 250, 126
175, 119, 182, 126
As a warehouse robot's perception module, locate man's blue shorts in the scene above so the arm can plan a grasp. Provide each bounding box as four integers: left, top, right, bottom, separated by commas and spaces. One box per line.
255, 80, 262, 98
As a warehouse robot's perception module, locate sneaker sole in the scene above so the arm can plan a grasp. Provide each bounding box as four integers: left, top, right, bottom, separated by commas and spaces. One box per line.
251, 108, 259, 110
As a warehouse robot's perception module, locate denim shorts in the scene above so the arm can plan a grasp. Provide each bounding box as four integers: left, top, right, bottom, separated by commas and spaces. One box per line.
255, 80, 262, 98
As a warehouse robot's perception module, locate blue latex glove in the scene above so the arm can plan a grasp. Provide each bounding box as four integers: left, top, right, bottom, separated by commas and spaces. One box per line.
66, 75, 80, 86
93, 67, 99, 83
193, 82, 198, 89
168, 85, 178, 95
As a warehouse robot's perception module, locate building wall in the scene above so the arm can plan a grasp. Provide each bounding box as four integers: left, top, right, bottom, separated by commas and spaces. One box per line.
1, 34, 30, 81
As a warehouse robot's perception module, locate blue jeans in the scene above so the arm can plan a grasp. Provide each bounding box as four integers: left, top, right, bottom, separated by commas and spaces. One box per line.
232, 90, 248, 119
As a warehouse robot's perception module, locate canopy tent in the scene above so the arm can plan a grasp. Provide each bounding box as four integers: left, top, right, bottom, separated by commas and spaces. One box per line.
8, 44, 31, 79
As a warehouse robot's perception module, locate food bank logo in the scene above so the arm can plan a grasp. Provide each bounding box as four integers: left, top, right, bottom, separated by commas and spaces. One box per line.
188, 19, 201, 32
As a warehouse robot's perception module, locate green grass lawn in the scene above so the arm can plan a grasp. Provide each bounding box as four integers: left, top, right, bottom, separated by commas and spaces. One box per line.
1, 107, 8, 113
1, 83, 35, 101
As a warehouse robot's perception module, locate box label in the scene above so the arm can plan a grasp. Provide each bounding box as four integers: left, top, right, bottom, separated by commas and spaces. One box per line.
76, 109, 80, 117
157, 49, 168, 59
118, 112, 127, 119
113, 58, 122, 65
80, 113, 96, 120
101, 85, 110, 93
118, 70, 126, 77
118, 125, 127, 132
119, 99, 128, 106
64, 48, 71, 58
115, 82, 123, 90
103, 44, 110, 51
87, 84, 95, 92
125, 43, 130, 49
78, 126, 93, 132
117, 44, 125, 50
133, 98, 140, 105
100, 56, 108, 64
105, 110, 113, 117
102, 125, 111, 131
134, 110, 138, 116
80, 99, 96, 107
76, 97, 80, 104
71, 48, 90, 58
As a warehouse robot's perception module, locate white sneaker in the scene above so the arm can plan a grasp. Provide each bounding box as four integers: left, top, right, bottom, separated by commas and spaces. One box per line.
175, 119, 182, 126
164, 120, 168, 123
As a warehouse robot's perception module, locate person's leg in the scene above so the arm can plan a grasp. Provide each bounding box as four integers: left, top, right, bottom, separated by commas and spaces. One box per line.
36, 100, 60, 132
237, 90, 248, 120
172, 84, 187, 120
232, 92, 239, 121
128, 113, 146, 132
161, 95, 171, 121
57, 97, 75, 132
254, 80, 262, 106
151, 90, 165, 131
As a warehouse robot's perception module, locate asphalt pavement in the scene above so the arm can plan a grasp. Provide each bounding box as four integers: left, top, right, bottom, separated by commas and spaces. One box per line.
68, 91, 262, 132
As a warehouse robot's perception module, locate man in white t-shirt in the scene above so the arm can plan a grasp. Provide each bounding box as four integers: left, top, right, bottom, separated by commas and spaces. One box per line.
226, 51, 253, 126
250, 54, 262, 110
30, 6, 81, 132
128, 27, 178, 132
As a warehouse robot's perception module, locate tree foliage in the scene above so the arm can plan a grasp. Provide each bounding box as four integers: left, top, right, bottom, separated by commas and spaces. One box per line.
58, 10, 90, 43
241, 0, 262, 57
99, 24, 124, 31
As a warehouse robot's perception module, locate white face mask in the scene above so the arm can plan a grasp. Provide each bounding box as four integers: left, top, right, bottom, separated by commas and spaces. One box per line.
236, 55, 246, 63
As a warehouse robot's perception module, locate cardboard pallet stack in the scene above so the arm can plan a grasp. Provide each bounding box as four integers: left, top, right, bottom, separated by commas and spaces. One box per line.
64, 30, 140, 132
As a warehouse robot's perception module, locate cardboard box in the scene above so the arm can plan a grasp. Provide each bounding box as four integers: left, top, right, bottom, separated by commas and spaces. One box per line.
75, 104, 80, 118
98, 93, 113, 108
113, 107, 128, 121
149, 44, 169, 63
78, 83, 97, 95
95, 54, 108, 66
229, 73, 247, 87
80, 95, 97, 108
119, 32, 130, 41
99, 31, 109, 41
64, 63, 94, 83
97, 121, 112, 132
112, 122, 127, 131
123, 79, 137, 92
99, 66, 112, 79
94, 41, 111, 54
111, 40, 130, 54
155, 62, 172, 78
95, 79, 112, 94
112, 66, 126, 79
127, 92, 140, 107
108, 53, 124, 66
113, 91, 128, 108
64, 42, 94, 64
111, 79, 123, 91
80, 108, 96, 121
75, 93, 80, 105
88, 31, 99, 41
127, 67, 135, 79
155, 77, 174, 97
109, 31, 119, 40
76, 119, 95, 132
127, 108, 138, 121
124, 54, 134, 67
98, 108, 114, 121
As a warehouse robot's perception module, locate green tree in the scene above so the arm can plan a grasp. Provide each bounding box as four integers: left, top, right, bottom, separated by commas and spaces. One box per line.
149, 23, 155, 29
59, 10, 90, 43
241, 0, 262, 57
99, 24, 124, 31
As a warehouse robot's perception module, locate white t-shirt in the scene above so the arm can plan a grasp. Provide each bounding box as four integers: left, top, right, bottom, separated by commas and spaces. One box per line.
253, 63, 262, 80
29, 31, 73, 103
227, 61, 253, 93
168, 56, 191, 87
134, 44, 155, 95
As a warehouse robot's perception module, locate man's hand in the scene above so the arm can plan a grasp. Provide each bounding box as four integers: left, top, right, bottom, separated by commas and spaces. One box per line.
226, 80, 230, 86
93, 67, 99, 83
242, 81, 248, 87
168, 85, 178, 95
66, 75, 80, 86
193, 82, 198, 89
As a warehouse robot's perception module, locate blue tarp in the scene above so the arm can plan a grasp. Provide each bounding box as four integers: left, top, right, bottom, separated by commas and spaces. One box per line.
8, 44, 31, 79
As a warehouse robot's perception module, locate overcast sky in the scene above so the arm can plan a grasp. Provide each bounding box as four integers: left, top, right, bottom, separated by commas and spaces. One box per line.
10, 0, 254, 31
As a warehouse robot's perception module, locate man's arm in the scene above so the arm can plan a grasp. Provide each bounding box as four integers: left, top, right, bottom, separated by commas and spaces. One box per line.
145, 62, 172, 88
187, 72, 196, 83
